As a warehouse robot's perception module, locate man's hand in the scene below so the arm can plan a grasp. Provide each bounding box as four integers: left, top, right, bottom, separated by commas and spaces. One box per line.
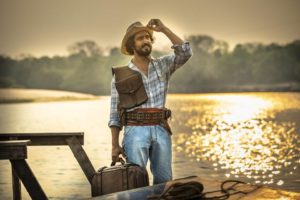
147, 19, 167, 32
147, 18, 184, 45
110, 126, 125, 164
111, 144, 125, 163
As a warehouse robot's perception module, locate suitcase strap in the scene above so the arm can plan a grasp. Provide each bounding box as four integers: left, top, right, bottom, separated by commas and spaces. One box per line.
97, 162, 141, 173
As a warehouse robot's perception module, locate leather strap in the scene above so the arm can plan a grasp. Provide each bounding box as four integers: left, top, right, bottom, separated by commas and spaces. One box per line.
125, 108, 171, 121
124, 108, 173, 135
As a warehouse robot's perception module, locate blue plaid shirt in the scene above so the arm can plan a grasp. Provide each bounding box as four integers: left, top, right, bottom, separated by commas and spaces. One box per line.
108, 41, 193, 129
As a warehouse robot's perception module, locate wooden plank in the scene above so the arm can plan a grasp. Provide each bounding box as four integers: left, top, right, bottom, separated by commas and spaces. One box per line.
0, 132, 84, 146
0, 140, 30, 160
65, 136, 95, 184
0, 140, 31, 146
12, 167, 21, 200
10, 159, 48, 200
0, 132, 83, 137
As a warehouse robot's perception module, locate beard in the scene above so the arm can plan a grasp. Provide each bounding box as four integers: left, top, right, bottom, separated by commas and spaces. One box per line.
134, 44, 152, 56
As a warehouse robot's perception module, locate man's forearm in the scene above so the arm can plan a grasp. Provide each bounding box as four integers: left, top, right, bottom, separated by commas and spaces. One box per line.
162, 27, 184, 46
111, 126, 121, 147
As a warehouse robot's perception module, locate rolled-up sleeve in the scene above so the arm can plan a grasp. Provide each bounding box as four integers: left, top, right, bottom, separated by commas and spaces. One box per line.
159, 41, 193, 77
108, 75, 122, 129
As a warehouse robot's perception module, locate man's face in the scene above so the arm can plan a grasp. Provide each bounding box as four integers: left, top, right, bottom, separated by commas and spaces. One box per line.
133, 31, 152, 56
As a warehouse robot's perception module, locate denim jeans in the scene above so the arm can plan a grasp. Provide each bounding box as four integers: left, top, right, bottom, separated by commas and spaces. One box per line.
122, 125, 172, 184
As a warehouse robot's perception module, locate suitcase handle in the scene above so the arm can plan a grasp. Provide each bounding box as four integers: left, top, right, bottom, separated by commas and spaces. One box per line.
97, 166, 107, 173
110, 157, 126, 166
110, 158, 141, 167
97, 160, 143, 173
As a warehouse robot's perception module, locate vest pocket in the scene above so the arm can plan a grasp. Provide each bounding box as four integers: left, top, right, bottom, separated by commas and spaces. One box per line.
115, 73, 148, 109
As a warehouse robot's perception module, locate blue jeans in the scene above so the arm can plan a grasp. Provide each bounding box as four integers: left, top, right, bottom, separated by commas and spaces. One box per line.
122, 125, 172, 184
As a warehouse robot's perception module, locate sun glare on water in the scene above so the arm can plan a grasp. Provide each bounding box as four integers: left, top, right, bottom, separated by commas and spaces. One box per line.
172, 93, 300, 186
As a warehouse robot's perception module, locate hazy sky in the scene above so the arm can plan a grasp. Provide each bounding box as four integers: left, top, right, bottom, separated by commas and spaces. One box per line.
1, 0, 299, 57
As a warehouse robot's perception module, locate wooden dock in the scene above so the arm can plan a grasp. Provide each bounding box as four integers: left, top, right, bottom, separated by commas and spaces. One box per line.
0, 139, 47, 200
0, 132, 95, 200
1, 132, 300, 200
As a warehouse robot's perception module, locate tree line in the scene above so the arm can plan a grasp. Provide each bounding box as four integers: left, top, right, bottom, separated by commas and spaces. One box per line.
0, 35, 299, 95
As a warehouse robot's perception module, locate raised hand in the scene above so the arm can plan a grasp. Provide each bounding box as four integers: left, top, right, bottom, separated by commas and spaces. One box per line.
147, 19, 167, 32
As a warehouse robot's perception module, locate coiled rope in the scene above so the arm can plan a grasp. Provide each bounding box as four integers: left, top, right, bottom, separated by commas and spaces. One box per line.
147, 179, 261, 200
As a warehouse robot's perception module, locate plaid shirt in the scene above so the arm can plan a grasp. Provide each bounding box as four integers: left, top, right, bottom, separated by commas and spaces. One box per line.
108, 41, 192, 129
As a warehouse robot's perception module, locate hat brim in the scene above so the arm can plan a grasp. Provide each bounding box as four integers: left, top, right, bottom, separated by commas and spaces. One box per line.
121, 27, 153, 55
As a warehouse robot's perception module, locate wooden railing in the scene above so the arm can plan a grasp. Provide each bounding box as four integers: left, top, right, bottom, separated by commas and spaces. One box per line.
0, 132, 96, 200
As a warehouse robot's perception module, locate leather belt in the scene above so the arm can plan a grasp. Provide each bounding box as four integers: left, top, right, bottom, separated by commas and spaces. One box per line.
123, 108, 173, 135
125, 108, 171, 122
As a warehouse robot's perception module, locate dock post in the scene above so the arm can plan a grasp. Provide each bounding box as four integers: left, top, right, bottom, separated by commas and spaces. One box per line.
12, 167, 21, 200
0, 140, 48, 200
10, 159, 48, 200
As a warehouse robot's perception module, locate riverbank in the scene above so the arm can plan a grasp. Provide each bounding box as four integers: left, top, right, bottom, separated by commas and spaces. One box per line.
0, 88, 99, 103
1, 85, 299, 104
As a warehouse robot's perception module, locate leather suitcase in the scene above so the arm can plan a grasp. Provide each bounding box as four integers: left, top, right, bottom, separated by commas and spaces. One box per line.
91, 162, 149, 196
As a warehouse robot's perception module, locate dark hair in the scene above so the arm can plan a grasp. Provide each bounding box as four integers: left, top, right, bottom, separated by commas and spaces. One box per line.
125, 32, 154, 55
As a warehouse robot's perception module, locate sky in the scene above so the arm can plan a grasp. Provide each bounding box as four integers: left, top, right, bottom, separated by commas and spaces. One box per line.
0, 0, 299, 58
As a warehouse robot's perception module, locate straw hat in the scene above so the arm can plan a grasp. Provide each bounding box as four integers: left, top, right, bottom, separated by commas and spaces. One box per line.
121, 21, 153, 55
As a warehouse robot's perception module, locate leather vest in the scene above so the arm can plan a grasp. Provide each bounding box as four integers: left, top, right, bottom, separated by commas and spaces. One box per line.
112, 66, 148, 110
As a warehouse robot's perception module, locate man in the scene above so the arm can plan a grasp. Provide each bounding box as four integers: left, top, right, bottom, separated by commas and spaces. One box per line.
108, 19, 192, 184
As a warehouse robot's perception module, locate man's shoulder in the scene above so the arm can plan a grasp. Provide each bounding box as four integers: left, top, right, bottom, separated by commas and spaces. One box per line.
112, 65, 128, 69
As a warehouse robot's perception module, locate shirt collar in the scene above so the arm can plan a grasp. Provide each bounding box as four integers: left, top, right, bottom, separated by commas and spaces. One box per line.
128, 56, 157, 69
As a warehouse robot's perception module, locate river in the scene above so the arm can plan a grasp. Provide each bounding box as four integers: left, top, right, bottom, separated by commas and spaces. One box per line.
0, 92, 299, 199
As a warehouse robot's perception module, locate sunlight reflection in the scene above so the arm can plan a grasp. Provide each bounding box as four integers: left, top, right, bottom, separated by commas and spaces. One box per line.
198, 94, 273, 124
172, 93, 300, 186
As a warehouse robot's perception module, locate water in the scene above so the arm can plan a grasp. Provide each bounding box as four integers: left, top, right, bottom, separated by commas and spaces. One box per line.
0, 92, 299, 199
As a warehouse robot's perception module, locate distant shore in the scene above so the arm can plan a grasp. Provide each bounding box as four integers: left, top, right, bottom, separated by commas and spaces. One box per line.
1, 84, 299, 104
0, 88, 99, 103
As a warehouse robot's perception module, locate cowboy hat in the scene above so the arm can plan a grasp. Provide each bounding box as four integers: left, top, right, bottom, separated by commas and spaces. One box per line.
121, 21, 153, 55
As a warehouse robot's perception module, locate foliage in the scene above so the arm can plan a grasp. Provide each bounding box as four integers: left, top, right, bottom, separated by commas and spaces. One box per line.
0, 37, 299, 95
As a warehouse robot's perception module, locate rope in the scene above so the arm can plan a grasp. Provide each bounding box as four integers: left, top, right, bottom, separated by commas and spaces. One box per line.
147, 181, 204, 200
147, 179, 261, 200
